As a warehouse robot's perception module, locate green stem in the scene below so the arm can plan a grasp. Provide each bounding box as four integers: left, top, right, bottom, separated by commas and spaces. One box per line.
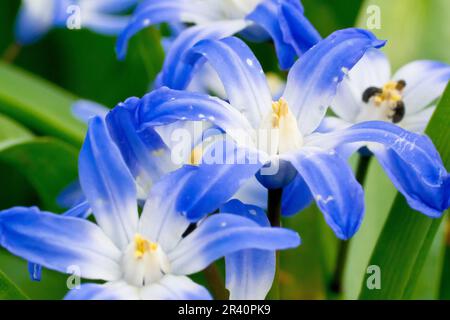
203, 263, 228, 300
330, 154, 372, 295
267, 188, 283, 299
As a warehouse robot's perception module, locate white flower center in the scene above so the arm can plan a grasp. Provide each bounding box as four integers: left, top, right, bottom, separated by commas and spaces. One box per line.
259, 98, 304, 156
356, 80, 406, 124
190, 0, 261, 21
121, 234, 171, 287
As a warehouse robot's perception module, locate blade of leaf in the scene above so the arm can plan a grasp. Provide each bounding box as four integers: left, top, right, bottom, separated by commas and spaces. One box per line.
0, 268, 28, 300
0, 62, 85, 146
0, 137, 78, 212
359, 83, 450, 299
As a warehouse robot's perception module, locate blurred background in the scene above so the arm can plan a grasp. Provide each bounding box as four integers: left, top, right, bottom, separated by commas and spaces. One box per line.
0, 0, 448, 300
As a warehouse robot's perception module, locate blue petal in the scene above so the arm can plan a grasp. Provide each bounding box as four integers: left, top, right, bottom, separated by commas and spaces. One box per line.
155, 21, 247, 90
310, 121, 450, 217
116, 1, 202, 59
65, 282, 139, 300
0, 207, 122, 281
168, 213, 301, 275
283, 147, 365, 239
72, 100, 109, 123
106, 98, 174, 196
174, 140, 264, 222
137, 87, 255, 144
140, 275, 212, 300
79, 116, 138, 249
15, 0, 56, 45
278, 0, 322, 57
220, 200, 276, 300
246, 0, 298, 69
57, 180, 86, 209
185, 37, 272, 128
281, 174, 313, 216
28, 262, 42, 282
139, 166, 195, 252
372, 146, 449, 217
283, 28, 386, 135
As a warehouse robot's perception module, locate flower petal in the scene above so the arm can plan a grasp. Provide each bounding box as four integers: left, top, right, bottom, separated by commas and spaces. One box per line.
116, 0, 210, 59
311, 121, 450, 216
174, 140, 264, 222
220, 200, 275, 300
281, 174, 313, 216
137, 87, 255, 147
186, 37, 272, 128
79, 116, 138, 249
71, 99, 109, 123
106, 98, 175, 198
393, 60, 450, 114
282, 147, 365, 239
283, 28, 386, 135
139, 166, 194, 252
168, 213, 300, 275
331, 48, 391, 122
278, 0, 321, 58
140, 275, 212, 300
401, 106, 436, 133
15, 0, 56, 45
156, 21, 248, 90
64, 281, 139, 300
246, 0, 299, 69
0, 207, 122, 281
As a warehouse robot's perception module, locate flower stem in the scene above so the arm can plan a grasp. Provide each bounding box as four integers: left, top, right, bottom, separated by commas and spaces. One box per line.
267, 188, 283, 299
2, 43, 21, 64
203, 263, 228, 300
330, 154, 372, 295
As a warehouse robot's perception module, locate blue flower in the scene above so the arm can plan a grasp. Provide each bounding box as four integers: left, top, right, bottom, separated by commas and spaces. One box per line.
318, 49, 450, 217
131, 28, 387, 240
15, 0, 137, 45
0, 116, 300, 300
116, 0, 321, 82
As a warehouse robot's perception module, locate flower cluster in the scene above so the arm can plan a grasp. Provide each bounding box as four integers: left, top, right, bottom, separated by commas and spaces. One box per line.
2, 0, 449, 300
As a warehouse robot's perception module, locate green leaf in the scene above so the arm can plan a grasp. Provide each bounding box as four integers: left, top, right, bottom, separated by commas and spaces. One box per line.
0, 137, 78, 211
280, 205, 338, 299
359, 83, 450, 299
0, 62, 85, 147
0, 269, 28, 300
356, 0, 450, 69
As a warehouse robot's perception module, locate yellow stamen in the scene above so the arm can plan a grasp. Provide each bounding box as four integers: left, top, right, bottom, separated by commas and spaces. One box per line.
373, 81, 405, 106
271, 98, 289, 128
134, 234, 158, 259
188, 145, 203, 166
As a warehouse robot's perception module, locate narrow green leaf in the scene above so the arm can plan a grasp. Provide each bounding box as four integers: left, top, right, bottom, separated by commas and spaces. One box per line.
0, 62, 85, 146
0, 269, 28, 300
359, 83, 450, 299
0, 137, 78, 211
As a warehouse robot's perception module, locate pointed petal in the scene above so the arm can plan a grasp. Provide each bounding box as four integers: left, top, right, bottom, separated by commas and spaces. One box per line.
137, 87, 255, 147
168, 213, 300, 275
156, 21, 248, 90
64, 281, 139, 300
283, 28, 386, 135
71, 100, 109, 123
0, 207, 122, 281
220, 200, 276, 300
281, 174, 313, 216
278, 0, 322, 58
140, 275, 212, 300
393, 60, 450, 114
331, 49, 391, 122
312, 121, 450, 216
283, 147, 365, 239
79, 116, 138, 249
246, 0, 299, 69
186, 37, 272, 128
